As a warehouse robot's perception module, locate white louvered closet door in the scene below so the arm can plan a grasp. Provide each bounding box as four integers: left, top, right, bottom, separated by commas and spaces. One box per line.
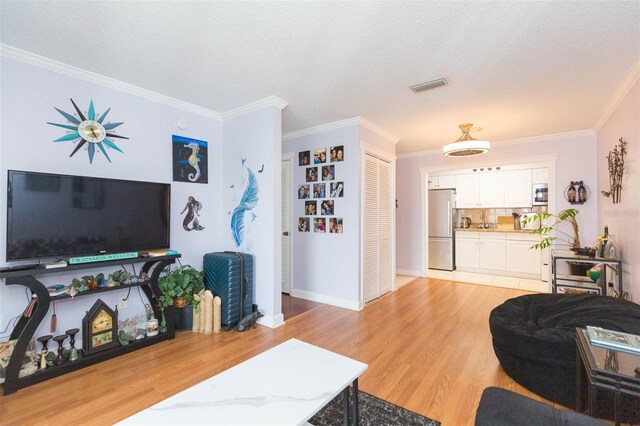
363, 154, 392, 303
281, 158, 292, 294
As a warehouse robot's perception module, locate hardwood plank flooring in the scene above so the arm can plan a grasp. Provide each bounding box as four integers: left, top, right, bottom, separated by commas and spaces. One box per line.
281, 293, 323, 320
1, 278, 557, 425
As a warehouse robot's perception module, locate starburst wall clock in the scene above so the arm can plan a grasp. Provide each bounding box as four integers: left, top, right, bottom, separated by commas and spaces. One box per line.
47, 98, 129, 164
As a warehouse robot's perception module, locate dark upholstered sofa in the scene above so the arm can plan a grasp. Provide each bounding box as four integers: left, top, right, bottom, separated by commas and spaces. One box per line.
475, 387, 605, 426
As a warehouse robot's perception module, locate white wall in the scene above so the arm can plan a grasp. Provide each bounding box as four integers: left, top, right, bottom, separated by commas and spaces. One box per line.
396, 132, 599, 274
282, 124, 361, 308
597, 79, 639, 302
0, 56, 224, 339
222, 106, 284, 327
281, 122, 396, 309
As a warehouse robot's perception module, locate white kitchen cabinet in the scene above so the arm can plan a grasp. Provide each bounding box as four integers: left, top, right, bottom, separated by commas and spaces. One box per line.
455, 234, 479, 268
428, 175, 456, 189
455, 174, 479, 208
477, 173, 504, 207
506, 234, 541, 275
532, 168, 549, 184
456, 172, 507, 208
479, 232, 506, 270
504, 169, 532, 207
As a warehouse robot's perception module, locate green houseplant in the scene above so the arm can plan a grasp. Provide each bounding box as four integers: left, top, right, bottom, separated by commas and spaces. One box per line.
523, 208, 580, 250
523, 208, 589, 276
158, 265, 205, 312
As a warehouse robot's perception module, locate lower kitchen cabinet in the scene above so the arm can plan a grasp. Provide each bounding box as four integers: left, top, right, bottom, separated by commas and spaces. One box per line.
479, 238, 506, 270
456, 237, 479, 268
506, 236, 541, 275
455, 232, 540, 278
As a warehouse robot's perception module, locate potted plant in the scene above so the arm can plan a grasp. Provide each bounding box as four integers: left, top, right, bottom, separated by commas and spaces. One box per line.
523, 208, 589, 275
158, 265, 204, 330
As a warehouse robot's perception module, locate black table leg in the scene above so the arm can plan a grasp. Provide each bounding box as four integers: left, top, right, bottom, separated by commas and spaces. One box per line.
614, 391, 621, 426
576, 347, 584, 412
352, 378, 359, 426
343, 386, 350, 426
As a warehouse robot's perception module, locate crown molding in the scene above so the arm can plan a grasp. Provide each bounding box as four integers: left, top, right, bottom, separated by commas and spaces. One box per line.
397, 129, 595, 159
282, 116, 398, 143
222, 96, 288, 120
359, 117, 400, 144
282, 117, 361, 141
0, 44, 224, 120
593, 56, 640, 132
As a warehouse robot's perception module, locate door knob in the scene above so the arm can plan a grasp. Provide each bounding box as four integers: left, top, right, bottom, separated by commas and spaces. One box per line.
282, 231, 289, 236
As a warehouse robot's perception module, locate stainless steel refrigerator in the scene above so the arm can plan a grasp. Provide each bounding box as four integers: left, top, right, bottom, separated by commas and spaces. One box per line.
428, 189, 456, 271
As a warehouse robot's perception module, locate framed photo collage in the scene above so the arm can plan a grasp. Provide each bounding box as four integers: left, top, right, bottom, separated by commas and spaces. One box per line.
297, 146, 344, 234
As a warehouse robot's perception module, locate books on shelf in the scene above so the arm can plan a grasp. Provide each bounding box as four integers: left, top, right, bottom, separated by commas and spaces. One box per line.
586, 326, 640, 355
145, 249, 179, 257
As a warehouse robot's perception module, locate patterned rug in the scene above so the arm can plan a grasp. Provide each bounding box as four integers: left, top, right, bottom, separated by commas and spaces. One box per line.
310, 390, 441, 426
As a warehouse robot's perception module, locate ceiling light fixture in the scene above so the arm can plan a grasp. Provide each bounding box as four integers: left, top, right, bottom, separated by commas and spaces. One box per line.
443, 123, 490, 157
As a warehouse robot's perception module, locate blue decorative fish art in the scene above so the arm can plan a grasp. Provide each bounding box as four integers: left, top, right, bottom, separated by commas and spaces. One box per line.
230, 165, 259, 248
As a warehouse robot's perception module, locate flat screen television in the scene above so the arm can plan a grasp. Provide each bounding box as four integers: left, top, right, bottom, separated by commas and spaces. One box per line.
6, 170, 170, 261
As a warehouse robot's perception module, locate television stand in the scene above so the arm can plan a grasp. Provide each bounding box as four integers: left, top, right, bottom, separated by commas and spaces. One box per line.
0, 254, 180, 395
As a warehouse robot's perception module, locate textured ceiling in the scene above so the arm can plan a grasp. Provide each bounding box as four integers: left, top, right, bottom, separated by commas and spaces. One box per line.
1, 1, 639, 153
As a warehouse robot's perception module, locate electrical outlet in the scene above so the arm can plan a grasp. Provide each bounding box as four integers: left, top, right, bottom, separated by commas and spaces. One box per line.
118, 293, 128, 310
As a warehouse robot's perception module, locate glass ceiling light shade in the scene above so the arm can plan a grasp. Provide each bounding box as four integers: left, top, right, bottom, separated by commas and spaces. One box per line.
443, 123, 490, 157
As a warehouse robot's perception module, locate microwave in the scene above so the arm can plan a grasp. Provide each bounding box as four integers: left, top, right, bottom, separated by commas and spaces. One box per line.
532, 183, 548, 205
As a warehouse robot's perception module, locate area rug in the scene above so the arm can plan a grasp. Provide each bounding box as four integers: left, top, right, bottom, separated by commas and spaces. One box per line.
310, 390, 440, 426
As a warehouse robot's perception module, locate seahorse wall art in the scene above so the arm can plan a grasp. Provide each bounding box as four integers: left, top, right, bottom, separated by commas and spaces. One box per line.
229, 159, 261, 248
181, 196, 205, 231
172, 135, 208, 184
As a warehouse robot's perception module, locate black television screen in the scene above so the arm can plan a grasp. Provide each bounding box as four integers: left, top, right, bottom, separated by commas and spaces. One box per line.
7, 170, 170, 261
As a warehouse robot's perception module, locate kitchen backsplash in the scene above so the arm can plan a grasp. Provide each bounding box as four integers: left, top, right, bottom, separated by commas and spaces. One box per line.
456, 206, 547, 226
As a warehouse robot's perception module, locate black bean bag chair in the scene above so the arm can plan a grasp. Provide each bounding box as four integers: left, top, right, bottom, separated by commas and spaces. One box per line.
489, 293, 640, 421
475, 386, 605, 426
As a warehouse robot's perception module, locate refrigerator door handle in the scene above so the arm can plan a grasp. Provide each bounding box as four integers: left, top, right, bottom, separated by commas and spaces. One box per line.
447, 201, 452, 237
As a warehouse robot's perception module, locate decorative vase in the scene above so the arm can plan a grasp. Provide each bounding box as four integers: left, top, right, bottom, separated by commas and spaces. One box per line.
172, 304, 194, 330
173, 296, 188, 308
604, 235, 617, 259
146, 319, 159, 337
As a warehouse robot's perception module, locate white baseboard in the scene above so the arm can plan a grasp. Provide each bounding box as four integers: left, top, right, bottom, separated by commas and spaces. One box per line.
396, 268, 423, 277
257, 313, 285, 329
290, 289, 361, 311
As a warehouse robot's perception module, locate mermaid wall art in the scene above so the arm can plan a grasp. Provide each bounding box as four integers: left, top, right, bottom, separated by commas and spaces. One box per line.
172, 135, 208, 183
181, 196, 205, 231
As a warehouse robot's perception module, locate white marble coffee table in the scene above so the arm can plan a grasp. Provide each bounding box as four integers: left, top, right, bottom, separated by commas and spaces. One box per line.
118, 338, 368, 425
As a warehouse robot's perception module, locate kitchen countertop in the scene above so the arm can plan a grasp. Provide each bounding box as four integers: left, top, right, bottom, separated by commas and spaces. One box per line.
455, 227, 535, 234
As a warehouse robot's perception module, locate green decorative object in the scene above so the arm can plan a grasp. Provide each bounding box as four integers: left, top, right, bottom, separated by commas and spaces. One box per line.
157, 265, 204, 312
69, 252, 138, 264
47, 98, 129, 164
523, 208, 581, 250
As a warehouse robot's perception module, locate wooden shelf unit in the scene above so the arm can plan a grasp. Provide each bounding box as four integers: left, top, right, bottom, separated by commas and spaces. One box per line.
0, 254, 180, 395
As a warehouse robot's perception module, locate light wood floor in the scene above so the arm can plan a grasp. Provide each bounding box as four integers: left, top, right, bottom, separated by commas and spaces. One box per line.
1, 278, 555, 425
281, 293, 323, 320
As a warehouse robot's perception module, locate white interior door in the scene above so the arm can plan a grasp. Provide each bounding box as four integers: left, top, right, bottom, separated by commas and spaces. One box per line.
281, 157, 292, 294
363, 154, 392, 303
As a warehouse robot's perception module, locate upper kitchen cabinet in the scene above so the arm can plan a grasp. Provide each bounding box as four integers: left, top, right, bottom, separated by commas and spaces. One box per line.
532, 168, 549, 184
455, 174, 479, 208
504, 169, 532, 207
477, 172, 505, 207
456, 172, 504, 208
456, 168, 535, 208
428, 175, 456, 189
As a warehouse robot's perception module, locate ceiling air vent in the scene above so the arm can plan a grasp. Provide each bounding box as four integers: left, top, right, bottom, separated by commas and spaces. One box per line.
409, 77, 450, 93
